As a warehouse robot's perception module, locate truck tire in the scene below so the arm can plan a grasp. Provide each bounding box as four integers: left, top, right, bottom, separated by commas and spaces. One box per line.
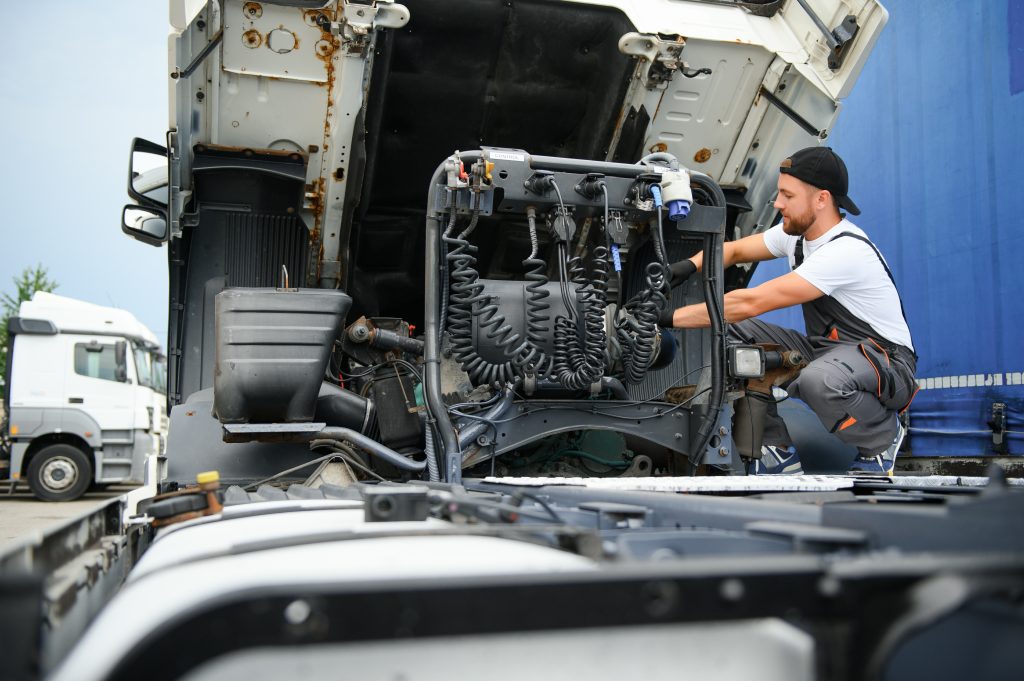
26, 444, 93, 502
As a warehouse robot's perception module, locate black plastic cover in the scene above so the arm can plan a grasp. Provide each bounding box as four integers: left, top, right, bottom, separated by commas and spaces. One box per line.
214, 288, 351, 423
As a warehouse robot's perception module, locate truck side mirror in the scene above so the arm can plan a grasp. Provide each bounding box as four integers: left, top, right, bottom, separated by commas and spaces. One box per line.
128, 137, 169, 210
115, 341, 130, 383
122, 205, 168, 246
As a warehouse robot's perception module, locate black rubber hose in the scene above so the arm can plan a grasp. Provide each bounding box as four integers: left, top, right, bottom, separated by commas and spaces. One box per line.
686, 170, 728, 473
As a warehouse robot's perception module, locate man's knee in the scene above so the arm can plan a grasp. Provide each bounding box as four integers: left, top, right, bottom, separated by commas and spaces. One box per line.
792, 363, 855, 412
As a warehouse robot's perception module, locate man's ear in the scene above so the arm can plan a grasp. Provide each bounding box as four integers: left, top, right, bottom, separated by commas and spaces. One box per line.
817, 189, 832, 211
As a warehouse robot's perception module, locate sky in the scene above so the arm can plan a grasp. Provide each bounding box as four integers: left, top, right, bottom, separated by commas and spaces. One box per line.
0, 3, 170, 341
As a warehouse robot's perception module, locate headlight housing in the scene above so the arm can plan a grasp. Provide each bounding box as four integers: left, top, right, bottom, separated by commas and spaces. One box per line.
727, 344, 765, 379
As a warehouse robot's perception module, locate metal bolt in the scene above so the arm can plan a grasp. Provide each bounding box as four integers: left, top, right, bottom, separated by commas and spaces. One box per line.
673, 432, 683, 440
284, 599, 311, 625
718, 447, 729, 458
719, 426, 728, 436
818, 576, 841, 597
196, 91, 205, 101
719, 578, 744, 602
196, 19, 206, 30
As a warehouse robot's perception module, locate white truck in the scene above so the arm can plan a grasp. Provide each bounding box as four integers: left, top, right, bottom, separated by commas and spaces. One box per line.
1, 292, 166, 501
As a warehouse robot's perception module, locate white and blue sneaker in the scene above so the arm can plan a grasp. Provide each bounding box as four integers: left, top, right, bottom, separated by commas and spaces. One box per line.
848, 420, 906, 477
748, 445, 804, 475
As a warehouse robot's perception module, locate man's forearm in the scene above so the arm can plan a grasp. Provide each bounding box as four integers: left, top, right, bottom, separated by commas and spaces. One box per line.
671, 301, 711, 328
685, 240, 739, 274
670, 289, 760, 328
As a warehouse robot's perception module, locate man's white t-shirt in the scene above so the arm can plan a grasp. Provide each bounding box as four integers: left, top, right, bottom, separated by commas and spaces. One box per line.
761, 219, 914, 351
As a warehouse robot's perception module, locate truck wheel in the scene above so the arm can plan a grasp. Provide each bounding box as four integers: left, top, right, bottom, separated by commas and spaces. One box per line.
26, 444, 93, 502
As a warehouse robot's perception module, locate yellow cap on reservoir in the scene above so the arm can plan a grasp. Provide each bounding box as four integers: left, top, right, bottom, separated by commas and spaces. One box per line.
196, 471, 220, 485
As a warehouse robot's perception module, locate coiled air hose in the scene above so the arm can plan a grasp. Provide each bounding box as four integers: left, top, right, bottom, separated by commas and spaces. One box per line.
443, 198, 519, 385
615, 184, 671, 385
618, 262, 668, 384
553, 246, 609, 390
515, 207, 554, 377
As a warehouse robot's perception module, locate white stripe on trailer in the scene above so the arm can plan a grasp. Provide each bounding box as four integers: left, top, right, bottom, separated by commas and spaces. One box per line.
917, 372, 1024, 390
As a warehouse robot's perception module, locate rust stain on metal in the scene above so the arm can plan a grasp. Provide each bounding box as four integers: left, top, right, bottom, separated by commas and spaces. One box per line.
304, 9, 327, 27
306, 4, 338, 286
316, 39, 336, 59
243, 2, 263, 19
694, 148, 712, 163
649, 142, 668, 154
664, 385, 697, 404
242, 29, 262, 49
308, 176, 326, 256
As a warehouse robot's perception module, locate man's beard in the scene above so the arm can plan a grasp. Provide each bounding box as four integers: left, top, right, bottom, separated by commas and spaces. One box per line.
782, 209, 814, 236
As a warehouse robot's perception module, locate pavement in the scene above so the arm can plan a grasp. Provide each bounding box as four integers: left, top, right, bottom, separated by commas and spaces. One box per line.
0, 485, 138, 550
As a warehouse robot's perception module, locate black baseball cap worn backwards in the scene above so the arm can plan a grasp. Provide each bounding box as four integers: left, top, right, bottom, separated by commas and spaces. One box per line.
779, 146, 861, 216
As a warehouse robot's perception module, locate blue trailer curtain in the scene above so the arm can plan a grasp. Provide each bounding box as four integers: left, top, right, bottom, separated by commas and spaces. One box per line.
750, 0, 1024, 456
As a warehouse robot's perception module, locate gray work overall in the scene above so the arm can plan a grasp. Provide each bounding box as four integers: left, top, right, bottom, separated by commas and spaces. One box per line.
729, 232, 919, 457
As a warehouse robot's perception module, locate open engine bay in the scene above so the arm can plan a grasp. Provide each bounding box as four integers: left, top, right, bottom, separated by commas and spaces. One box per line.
183, 146, 742, 486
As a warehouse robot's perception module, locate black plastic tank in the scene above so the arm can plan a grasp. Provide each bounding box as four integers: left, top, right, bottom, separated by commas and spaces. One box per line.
214, 288, 351, 423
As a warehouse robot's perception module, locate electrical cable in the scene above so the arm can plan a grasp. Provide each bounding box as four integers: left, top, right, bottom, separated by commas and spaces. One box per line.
551, 449, 631, 468
439, 187, 458, 332
421, 412, 440, 482
510, 490, 566, 524
243, 450, 354, 491
551, 182, 577, 323
311, 440, 389, 482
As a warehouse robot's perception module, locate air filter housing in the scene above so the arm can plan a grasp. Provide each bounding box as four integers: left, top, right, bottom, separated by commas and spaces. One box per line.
214, 288, 351, 423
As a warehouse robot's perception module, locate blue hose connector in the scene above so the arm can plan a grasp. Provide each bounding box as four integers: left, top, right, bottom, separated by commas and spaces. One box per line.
668, 199, 691, 221
650, 184, 664, 208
